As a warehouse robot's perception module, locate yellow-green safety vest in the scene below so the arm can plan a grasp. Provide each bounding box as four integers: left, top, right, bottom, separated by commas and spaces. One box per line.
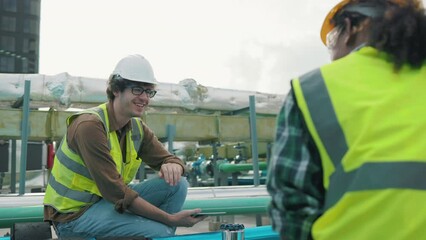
44, 103, 143, 213
292, 47, 426, 239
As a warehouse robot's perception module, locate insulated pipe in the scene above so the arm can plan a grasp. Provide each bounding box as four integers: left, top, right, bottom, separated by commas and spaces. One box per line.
151, 226, 279, 240
0, 196, 271, 228
0, 186, 270, 228
0, 226, 280, 240
0, 186, 269, 208
0, 206, 43, 228
183, 196, 269, 215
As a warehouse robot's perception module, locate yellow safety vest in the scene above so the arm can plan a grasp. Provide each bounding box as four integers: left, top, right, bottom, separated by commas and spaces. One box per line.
44, 103, 143, 213
292, 47, 426, 239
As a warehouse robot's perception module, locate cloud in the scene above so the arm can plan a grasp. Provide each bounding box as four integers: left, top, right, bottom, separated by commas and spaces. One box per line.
38, 0, 344, 95
225, 32, 329, 95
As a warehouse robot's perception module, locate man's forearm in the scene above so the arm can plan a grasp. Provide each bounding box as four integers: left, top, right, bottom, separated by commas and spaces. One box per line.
128, 197, 174, 226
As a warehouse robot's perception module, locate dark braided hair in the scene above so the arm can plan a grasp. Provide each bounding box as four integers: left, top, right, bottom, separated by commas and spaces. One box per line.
370, 2, 426, 70
331, 10, 370, 47
331, 0, 426, 70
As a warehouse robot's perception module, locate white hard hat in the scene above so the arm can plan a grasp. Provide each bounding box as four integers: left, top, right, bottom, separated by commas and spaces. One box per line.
112, 54, 158, 85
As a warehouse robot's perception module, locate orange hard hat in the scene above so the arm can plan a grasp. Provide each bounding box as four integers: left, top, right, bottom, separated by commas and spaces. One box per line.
320, 0, 424, 45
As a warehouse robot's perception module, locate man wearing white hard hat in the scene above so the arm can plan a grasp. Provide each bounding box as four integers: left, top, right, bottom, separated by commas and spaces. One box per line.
267, 0, 426, 239
44, 54, 206, 239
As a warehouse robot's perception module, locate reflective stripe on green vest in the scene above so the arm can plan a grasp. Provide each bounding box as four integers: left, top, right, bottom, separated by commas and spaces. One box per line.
292, 47, 426, 239
43, 103, 144, 213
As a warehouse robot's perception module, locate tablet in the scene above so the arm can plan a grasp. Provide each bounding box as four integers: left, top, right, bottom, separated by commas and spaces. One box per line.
191, 211, 227, 217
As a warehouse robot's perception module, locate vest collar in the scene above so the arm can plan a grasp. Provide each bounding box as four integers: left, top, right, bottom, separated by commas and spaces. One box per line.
106, 102, 132, 133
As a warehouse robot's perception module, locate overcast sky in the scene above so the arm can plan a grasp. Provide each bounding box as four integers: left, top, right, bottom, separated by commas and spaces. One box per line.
39, 0, 348, 95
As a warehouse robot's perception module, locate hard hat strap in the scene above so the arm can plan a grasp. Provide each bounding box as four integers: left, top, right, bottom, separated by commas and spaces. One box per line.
342, 3, 385, 18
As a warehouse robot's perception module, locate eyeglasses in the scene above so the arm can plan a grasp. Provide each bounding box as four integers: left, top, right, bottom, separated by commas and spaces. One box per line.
128, 86, 157, 98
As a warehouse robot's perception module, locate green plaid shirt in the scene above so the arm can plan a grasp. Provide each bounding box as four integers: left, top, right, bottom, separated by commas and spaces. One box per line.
267, 91, 325, 240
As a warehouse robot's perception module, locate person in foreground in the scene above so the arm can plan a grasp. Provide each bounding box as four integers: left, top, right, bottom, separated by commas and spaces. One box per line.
267, 0, 426, 239
43, 54, 206, 239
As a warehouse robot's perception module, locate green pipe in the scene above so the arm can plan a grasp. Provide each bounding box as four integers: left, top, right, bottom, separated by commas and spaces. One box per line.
0, 206, 43, 228
218, 162, 267, 173
0, 196, 271, 228
183, 196, 270, 215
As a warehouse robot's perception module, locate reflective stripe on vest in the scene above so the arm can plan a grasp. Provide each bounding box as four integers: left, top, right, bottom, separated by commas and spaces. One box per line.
82, 104, 111, 149
48, 173, 100, 203
54, 145, 92, 179
298, 68, 426, 210
131, 118, 143, 149
299, 69, 348, 168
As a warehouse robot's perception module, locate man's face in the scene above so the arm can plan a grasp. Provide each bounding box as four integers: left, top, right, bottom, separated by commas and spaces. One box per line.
116, 83, 156, 118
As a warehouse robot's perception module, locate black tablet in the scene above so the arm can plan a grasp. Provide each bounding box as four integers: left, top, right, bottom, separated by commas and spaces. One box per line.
191, 211, 227, 217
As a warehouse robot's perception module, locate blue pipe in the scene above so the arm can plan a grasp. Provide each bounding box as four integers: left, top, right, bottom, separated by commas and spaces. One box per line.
249, 96, 260, 186
19, 80, 31, 195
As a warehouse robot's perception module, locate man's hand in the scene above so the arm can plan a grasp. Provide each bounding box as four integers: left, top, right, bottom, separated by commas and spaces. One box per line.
158, 163, 183, 186
168, 209, 208, 227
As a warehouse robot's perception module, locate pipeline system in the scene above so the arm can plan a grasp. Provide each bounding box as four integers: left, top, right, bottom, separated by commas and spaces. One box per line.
0, 75, 279, 233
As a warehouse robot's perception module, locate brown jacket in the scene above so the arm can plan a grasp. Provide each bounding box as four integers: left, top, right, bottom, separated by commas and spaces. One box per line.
44, 102, 186, 223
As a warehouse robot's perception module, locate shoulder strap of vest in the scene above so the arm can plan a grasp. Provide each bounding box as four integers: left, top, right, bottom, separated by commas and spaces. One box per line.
70, 103, 143, 151
67, 103, 111, 148
47, 171, 100, 204
298, 68, 348, 167
85, 103, 110, 133
130, 118, 143, 151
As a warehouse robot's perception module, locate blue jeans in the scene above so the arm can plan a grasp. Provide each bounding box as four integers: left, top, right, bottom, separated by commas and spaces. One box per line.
56, 177, 188, 239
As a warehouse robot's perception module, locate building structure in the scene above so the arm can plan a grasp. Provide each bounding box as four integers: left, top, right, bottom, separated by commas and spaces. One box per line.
0, 0, 40, 73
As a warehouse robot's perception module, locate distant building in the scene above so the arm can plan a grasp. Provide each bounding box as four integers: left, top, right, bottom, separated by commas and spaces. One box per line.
0, 0, 40, 73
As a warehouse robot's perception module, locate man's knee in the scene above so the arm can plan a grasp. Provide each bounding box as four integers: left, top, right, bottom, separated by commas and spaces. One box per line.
127, 220, 175, 238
